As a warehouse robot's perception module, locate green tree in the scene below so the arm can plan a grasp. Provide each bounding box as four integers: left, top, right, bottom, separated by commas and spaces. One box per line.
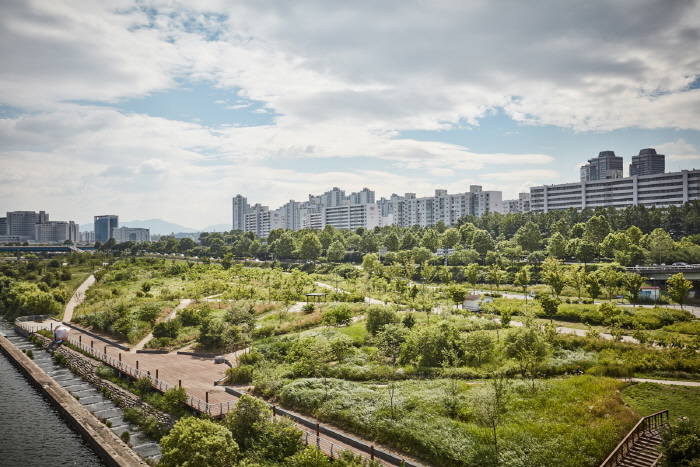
623, 272, 647, 305
514, 221, 542, 252
445, 284, 468, 306
359, 232, 381, 254
598, 266, 622, 300
385, 232, 400, 252
442, 228, 462, 249
322, 304, 352, 327
327, 240, 346, 262
365, 306, 399, 335
421, 229, 441, 251
224, 394, 272, 450
221, 252, 233, 270
536, 294, 560, 323
463, 330, 495, 366
361, 253, 383, 277
487, 264, 504, 293
583, 215, 611, 245
273, 233, 297, 259
159, 417, 239, 467
586, 273, 602, 301
299, 233, 322, 261
471, 230, 495, 257
567, 264, 587, 300
541, 256, 566, 297
376, 323, 409, 366
514, 265, 531, 302
503, 327, 550, 383
547, 232, 568, 259
575, 240, 597, 266
644, 228, 675, 264
667, 272, 693, 309
287, 446, 331, 467
465, 263, 480, 292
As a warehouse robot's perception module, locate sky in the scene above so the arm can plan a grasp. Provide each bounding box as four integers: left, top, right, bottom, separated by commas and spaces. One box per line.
2, 0, 700, 230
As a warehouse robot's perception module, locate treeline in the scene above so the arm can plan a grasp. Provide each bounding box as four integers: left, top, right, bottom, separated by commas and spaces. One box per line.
119, 201, 700, 267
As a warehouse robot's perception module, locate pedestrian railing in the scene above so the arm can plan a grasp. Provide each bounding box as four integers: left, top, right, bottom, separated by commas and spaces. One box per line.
16, 319, 420, 466
599, 410, 668, 467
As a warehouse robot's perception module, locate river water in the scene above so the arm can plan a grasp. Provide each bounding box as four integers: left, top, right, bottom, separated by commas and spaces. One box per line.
0, 339, 106, 467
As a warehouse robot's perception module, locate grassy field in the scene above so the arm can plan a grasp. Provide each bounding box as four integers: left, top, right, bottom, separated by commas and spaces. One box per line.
623, 382, 700, 421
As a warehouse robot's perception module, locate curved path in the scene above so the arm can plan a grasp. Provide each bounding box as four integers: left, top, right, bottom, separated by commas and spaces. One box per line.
63, 273, 95, 322
131, 299, 192, 351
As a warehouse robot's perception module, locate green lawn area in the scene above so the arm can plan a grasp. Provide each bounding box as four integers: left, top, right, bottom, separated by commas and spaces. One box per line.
623, 382, 700, 420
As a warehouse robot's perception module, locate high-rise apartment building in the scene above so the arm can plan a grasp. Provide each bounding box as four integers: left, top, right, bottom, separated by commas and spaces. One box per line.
94, 215, 118, 243
111, 226, 150, 243
580, 151, 624, 181
232, 195, 249, 231
7, 211, 49, 241
630, 148, 665, 176
35, 221, 79, 244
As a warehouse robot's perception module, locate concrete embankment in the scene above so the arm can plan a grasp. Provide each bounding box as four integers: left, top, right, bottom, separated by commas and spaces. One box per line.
0, 333, 147, 467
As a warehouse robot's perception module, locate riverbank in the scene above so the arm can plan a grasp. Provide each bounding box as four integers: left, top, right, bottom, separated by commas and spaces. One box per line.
0, 331, 147, 467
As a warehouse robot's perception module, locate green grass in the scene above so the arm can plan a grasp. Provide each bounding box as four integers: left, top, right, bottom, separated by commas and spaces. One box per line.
623, 382, 700, 420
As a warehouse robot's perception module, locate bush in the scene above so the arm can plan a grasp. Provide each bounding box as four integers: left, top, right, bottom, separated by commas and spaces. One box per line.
239, 351, 263, 366
120, 431, 130, 443
152, 318, 182, 339
225, 365, 254, 384
322, 305, 353, 327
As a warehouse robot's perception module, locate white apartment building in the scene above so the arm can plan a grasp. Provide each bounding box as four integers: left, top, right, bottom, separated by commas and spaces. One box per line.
80, 231, 96, 243
232, 195, 249, 231
530, 169, 700, 212
234, 185, 514, 236
35, 221, 79, 244
7, 211, 49, 241
323, 203, 380, 231
112, 226, 150, 243
502, 193, 531, 214
244, 204, 286, 238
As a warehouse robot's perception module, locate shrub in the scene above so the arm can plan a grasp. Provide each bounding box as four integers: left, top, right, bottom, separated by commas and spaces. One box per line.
322, 305, 353, 327
123, 407, 143, 425
301, 303, 315, 314
162, 386, 188, 413
134, 376, 153, 396
120, 431, 130, 443
225, 365, 254, 384
238, 351, 263, 366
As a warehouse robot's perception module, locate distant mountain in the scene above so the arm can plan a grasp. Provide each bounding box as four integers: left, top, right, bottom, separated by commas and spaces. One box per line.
200, 223, 232, 232
80, 219, 199, 235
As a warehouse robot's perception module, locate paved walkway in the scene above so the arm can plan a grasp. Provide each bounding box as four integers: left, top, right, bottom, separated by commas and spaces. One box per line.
132, 299, 192, 351
63, 273, 95, 322
628, 378, 700, 387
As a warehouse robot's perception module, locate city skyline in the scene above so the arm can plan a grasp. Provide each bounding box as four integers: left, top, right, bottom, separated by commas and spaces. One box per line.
2, 1, 700, 227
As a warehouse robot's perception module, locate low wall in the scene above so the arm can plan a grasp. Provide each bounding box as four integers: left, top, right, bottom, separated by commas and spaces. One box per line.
61, 321, 131, 351
28, 331, 176, 430
0, 332, 146, 467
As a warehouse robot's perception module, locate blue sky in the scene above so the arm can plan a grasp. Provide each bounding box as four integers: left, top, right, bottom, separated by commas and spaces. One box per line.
1, 0, 700, 229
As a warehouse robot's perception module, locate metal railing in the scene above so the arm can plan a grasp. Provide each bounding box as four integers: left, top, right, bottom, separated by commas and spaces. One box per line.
16, 320, 419, 466
599, 410, 668, 467
14, 320, 232, 417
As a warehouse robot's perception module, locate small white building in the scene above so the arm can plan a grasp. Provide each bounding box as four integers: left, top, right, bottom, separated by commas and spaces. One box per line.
639, 287, 660, 301
462, 294, 494, 312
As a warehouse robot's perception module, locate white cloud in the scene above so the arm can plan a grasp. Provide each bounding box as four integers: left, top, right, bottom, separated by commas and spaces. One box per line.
481, 169, 561, 182
654, 139, 700, 161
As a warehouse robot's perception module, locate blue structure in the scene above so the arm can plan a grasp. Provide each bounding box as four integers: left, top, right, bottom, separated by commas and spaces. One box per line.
94, 215, 118, 243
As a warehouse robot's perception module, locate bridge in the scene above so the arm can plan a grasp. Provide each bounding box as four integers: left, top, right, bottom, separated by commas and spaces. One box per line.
0, 245, 96, 255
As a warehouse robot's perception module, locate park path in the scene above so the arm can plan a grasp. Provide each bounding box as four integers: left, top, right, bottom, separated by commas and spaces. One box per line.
627, 378, 700, 387
132, 299, 192, 351
62, 273, 95, 322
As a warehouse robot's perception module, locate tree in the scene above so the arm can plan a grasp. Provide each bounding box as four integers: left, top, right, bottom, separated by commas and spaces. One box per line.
322, 304, 352, 327
449, 248, 480, 266
359, 232, 380, 254
362, 253, 383, 277
221, 252, 233, 270
667, 272, 693, 309
547, 232, 567, 259
575, 240, 597, 266
585, 273, 602, 301
583, 215, 611, 245
622, 272, 646, 305
465, 263, 480, 292
487, 264, 504, 293
376, 323, 409, 366
658, 418, 700, 467
365, 306, 399, 335
442, 228, 462, 249
274, 233, 297, 259
503, 327, 550, 385
471, 229, 495, 257
599, 266, 623, 300
514, 265, 531, 302
421, 229, 441, 251
385, 232, 400, 252
463, 330, 495, 366
299, 233, 322, 261
567, 264, 587, 300
159, 417, 239, 467
536, 294, 560, 323
514, 221, 542, 252
470, 371, 509, 466
644, 228, 675, 264
327, 240, 346, 262
541, 256, 566, 297
224, 394, 272, 450
445, 284, 468, 306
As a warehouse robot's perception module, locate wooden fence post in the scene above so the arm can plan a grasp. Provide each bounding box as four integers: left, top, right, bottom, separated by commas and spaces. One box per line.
79, 335, 82, 344
371, 445, 374, 460
119, 353, 121, 362
91, 340, 94, 348
136, 361, 139, 370
179, 379, 181, 388
206, 392, 209, 403
156, 369, 158, 379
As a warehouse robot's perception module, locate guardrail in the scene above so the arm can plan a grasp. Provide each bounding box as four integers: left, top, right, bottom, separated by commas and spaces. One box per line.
599, 410, 668, 467
16, 319, 420, 466
226, 387, 419, 467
